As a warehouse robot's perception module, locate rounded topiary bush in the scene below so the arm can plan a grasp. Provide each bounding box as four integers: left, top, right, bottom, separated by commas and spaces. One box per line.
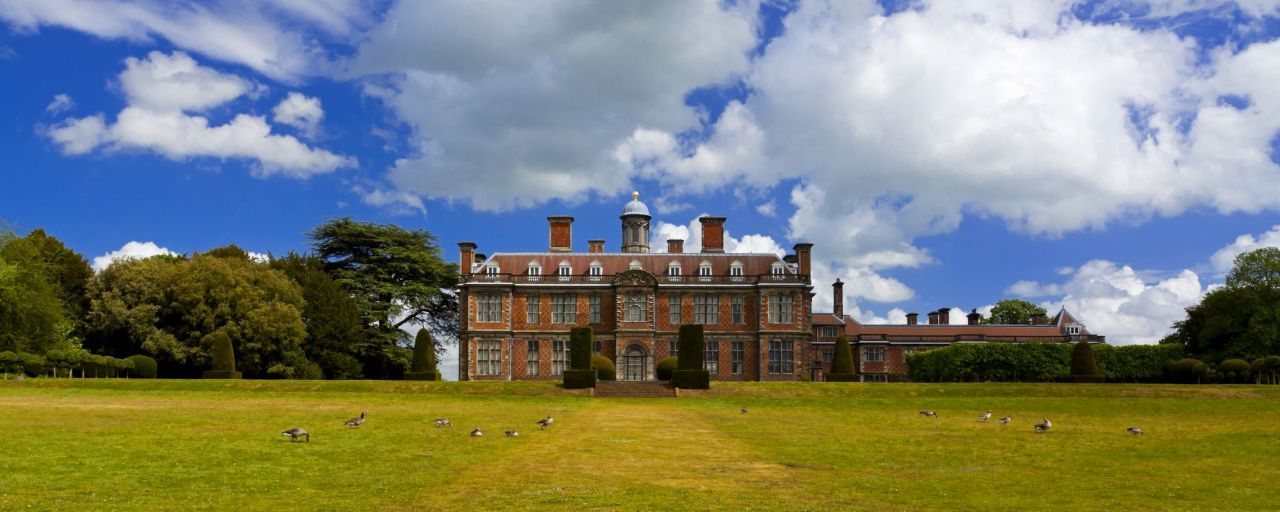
1166, 358, 1201, 383
592, 354, 616, 380
656, 356, 678, 381
127, 355, 157, 378
1220, 359, 1251, 384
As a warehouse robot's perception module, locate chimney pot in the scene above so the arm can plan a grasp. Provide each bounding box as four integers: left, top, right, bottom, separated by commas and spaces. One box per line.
793, 243, 813, 280
938, 307, 951, 325
667, 239, 684, 254
588, 239, 605, 254
906, 312, 919, 326
927, 310, 939, 325
967, 308, 982, 326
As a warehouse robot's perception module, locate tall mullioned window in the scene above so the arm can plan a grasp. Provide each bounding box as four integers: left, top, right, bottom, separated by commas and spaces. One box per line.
625, 293, 645, 322
731, 341, 744, 374
477, 294, 502, 322
589, 294, 601, 324
704, 341, 719, 373
552, 340, 569, 376
668, 340, 678, 359
668, 294, 681, 325
694, 294, 719, 324
477, 340, 501, 376
768, 340, 792, 374
768, 293, 793, 324
552, 294, 576, 324
863, 346, 886, 362
731, 296, 744, 324
526, 340, 539, 376
526, 294, 540, 324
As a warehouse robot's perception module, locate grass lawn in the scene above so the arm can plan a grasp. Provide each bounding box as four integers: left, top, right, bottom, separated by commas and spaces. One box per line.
1, 380, 1277, 511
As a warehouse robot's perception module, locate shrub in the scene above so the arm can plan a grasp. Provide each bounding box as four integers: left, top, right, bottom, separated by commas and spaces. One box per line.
906, 343, 1072, 382
676, 325, 704, 371
1220, 359, 1251, 384
1252, 358, 1267, 384
592, 354, 616, 381
1069, 341, 1104, 383
405, 329, 439, 381
0, 350, 19, 377
127, 355, 157, 378
656, 356, 678, 381
1266, 356, 1280, 384
826, 373, 860, 382
562, 368, 597, 389
831, 335, 854, 374
22, 353, 45, 377
1193, 362, 1212, 383
1166, 358, 1201, 383
672, 369, 710, 389
569, 327, 593, 370
204, 332, 242, 379
1093, 344, 1184, 383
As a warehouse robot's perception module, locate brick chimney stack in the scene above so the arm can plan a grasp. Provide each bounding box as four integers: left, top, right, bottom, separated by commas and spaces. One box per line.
793, 243, 813, 280
667, 239, 684, 254
458, 242, 477, 275
927, 310, 939, 325
548, 216, 573, 252
1030, 313, 1047, 325
906, 312, 919, 325
938, 307, 951, 325
967, 308, 982, 325
832, 279, 844, 317
588, 239, 605, 254
699, 216, 726, 253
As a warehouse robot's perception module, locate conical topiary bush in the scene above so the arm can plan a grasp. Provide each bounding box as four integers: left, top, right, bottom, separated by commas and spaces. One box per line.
203, 332, 242, 379
827, 335, 859, 382
405, 328, 441, 381
1069, 340, 1103, 383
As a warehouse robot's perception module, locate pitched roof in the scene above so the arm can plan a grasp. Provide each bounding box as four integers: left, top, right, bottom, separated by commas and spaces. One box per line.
475, 252, 790, 276
842, 307, 1093, 338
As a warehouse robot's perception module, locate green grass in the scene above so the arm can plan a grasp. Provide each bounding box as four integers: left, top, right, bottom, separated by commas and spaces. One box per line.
2, 380, 1278, 511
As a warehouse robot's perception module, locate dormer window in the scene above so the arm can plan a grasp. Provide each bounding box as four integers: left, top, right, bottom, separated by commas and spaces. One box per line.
485, 264, 500, 276
698, 261, 713, 277
667, 262, 682, 276
589, 261, 603, 278
557, 261, 572, 280
730, 261, 744, 280
527, 261, 541, 279
1067, 325, 1081, 335
771, 263, 785, 277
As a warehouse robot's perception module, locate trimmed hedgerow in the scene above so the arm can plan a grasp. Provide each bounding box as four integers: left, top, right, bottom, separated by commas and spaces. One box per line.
126, 355, 157, 378
1093, 344, 1184, 383
562, 368, 597, 389
1069, 341, 1104, 383
569, 327, 593, 370
592, 354, 616, 381
907, 342, 1188, 383
1219, 359, 1251, 383
1166, 358, 1203, 383
656, 356, 678, 381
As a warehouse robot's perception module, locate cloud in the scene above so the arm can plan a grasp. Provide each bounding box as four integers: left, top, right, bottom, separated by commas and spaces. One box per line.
1210, 224, 1280, 276
351, 0, 759, 211
272, 92, 324, 138
0, 0, 376, 81
44, 93, 74, 114
92, 240, 176, 271
1015, 260, 1205, 345
357, 186, 427, 216
1006, 280, 1064, 298
648, 215, 785, 257
45, 51, 354, 177
756, 201, 776, 217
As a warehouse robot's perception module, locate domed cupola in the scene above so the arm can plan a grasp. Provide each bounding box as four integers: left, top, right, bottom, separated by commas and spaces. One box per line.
620, 191, 651, 253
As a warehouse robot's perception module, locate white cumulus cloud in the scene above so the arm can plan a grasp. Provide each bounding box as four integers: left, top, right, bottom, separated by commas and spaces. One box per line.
1210, 224, 1280, 276
44, 93, 74, 114
92, 240, 176, 271
272, 92, 324, 138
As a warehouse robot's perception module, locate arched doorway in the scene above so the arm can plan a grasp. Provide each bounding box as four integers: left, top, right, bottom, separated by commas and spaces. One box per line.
622, 343, 650, 381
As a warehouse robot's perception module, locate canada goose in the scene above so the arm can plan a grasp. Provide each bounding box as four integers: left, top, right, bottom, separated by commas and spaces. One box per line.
1034, 418, 1052, 433
1127, 427, 1144, 436
536, 416, 553, 430
740, 407, 749, 414
282, 427, 310, 443
470, 427, 483, 437
978, 411, 992, 422
344, 411, 366, 428
504, 430, 519, 437
998, 415, 1013, 425
435, 418, 452, 428
919, 410, 938, 418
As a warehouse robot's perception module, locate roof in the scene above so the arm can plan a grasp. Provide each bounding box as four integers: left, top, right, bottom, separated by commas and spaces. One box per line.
812, 313, 846, 325
621, 191, 650, 217
476, 252, 790, 276
841, 307, 1092, 338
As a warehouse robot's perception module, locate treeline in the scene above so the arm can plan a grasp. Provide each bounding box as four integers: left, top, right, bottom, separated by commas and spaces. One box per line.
0, 219, 456, 380
908, 343, 1190, 383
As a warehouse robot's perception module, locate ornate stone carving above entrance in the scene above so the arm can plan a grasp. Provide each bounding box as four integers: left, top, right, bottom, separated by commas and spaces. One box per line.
612, 269, 657, 287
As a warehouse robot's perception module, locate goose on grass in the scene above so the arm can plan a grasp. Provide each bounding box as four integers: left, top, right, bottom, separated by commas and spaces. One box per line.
282, 427, 310, 443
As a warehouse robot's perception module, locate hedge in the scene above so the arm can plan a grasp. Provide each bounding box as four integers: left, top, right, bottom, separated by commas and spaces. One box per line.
204, 332, 242, 379
1219, 359, 1251, 383
406, 329, 440, 381
126, 355, 157, 378
831, 335, 854, 374
672, 369, 710, 389
592, 354, 616, 381
656, 356, 678, 381
569, 327, 593, 370
907, 343, 1186, 383
674, 325, 709, 388
1069, 340, 1102, 383
826, 373, 860, 382
563, 368, 597, 389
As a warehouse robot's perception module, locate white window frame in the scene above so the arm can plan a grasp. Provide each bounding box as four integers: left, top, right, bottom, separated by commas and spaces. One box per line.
668, 340, 679, 359
768, 293, 793, 324
551, 294, 577, 324
557, 261, 572, 281
589, 261, 603, 280
625, 293, 646, 322
668, 293, 681, 325
862, 346, 886, 362
730, 341, 744, 374
527, 262, 541, 281
771, 263, 785, 278
589, 294, 601, 324
698, 261, 713, 280
694, 294, 718, 324
526, 294, 540, 324
477, 294, 502, 323
731, 295, 744, 324
477, 340, 502, 376
729, 261, 744, 278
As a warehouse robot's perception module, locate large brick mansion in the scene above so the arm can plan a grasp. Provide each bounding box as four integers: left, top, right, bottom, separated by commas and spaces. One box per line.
457, 193, 814, 381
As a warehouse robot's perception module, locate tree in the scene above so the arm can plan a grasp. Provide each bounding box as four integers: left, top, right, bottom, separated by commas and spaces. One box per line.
204, 331, 242, 379
271, 253, 365, 379
405, 328, 439, 381
85, 253, 308, 378
0, 253, 75, 353
672, 325, 710, 389
0, 229, 93, 328
1170, 247, 1280, 360
831, 335, 854, 374
982, 299, 1047, 325
309, 218, 458, 378
1225, 247, 1280, 291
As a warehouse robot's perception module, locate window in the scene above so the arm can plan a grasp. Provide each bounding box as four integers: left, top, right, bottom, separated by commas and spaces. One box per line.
552, 340, 569, 376
704, 341, 719, 373
819, 326, 838, 337
589, 262, 603, 278
667, 262, 682, 277
731, 296, 744, 324
485, 265, 499, 276
1067, 326, 1081, 335
557, 261, 572, 279
731, 341, 744, 374
771, 263, 784, 277
589, 294, 601, 324
595, 340, 602, 353
863, 374, 888, 383
768, 293, 793, 324
625, 293, 645, 322
630, 225, 641, 245
698, 261, 712, 277
526, 294, 540, 324
668, 294, 681, 325
477, 294, 502, 322
863, 346, 886, 362
629, 260, 643, 271
768, 340, 792, 374
551, 294, 576, 324
477, 340, 501, 376
821, 347, 834, 362
694, 294, 718, 324
668, 340, 678, 358
527, 263, 541, 280
526, 340, 539, 376
729, 261, 744, 278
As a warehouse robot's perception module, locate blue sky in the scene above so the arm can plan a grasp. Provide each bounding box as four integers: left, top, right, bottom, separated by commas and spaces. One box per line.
4, 0, 1280, 374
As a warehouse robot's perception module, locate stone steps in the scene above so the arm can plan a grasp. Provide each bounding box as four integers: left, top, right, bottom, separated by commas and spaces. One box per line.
593, 380, 677, 398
